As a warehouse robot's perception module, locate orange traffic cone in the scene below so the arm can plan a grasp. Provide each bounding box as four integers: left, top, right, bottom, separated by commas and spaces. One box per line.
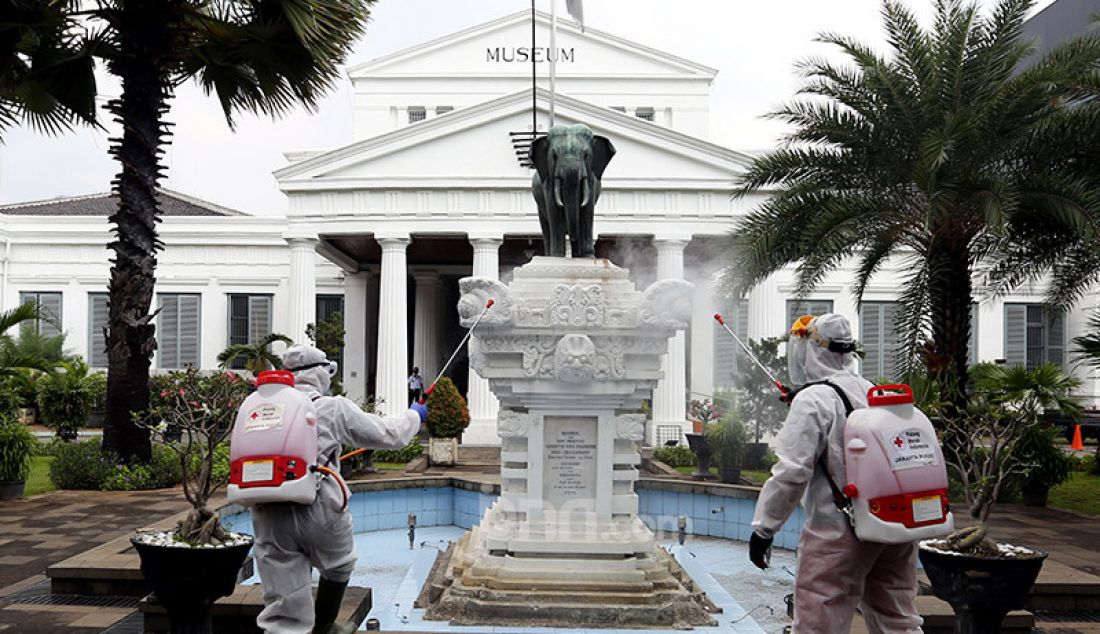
1071, 424, 1085, 451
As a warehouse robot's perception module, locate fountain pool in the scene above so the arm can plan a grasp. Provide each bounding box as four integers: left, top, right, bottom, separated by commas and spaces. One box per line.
220, 479, 805, 633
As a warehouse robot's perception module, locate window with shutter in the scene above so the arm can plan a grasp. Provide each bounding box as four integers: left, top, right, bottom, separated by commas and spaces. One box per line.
19, 291, 63, 337
712, 298, 748, 388
1004, 303, 1064, 368
88, 293, 109, 367
158, 294, 201, 369
861, 303, 883, 379
1004, 304, 1027, 366
249, 296, 272, 344
159, 295, 180, 369
785, 299, 834, 325
227, 294, 273, 369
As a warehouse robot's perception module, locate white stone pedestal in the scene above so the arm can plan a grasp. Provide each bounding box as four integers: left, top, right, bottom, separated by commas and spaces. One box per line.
421, 257, 716, 628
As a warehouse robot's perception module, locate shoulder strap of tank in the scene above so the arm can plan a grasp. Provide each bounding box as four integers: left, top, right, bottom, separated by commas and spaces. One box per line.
792, 380, 854, 514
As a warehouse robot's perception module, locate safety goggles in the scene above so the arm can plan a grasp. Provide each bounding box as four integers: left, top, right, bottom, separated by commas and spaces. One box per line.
287, 360, 338, 377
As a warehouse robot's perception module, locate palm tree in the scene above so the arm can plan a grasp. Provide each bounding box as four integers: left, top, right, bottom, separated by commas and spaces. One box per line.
727, 0, 1100, 407
217, 333, 292, 376
0, 303, 59, 375
2, 0, 374, 461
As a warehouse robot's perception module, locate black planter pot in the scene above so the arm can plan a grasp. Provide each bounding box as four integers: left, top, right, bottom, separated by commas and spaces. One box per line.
919, 543, 1047, 634
745, 442, 770, 469
684, 433, 714, 480
131, 533, 254, 634
1021, 485, 1049, 508
0, 480, 25, 500
718, 463, 742, 484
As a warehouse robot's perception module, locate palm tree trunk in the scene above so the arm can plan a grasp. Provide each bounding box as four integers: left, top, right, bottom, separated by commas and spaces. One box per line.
101, 0, 182, 463
928, 242, 973, 409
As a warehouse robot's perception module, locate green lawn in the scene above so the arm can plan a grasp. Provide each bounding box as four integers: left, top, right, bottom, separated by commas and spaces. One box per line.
25, 456, 56, 496
672, 466, 771, 484
1049, 472, 1100, 517
374, 462, 407, 471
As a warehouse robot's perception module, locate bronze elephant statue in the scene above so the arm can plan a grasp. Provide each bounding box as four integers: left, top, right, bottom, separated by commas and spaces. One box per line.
530, 124, 616, 257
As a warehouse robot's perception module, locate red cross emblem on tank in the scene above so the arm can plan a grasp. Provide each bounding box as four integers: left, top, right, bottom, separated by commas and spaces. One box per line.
894, 435, 904, 448
250, 411, 260, 420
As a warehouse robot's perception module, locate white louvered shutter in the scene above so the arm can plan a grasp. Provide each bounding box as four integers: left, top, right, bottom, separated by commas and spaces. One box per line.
158, 295, 180, 369
861, 303, 883, 379
249, 296, 273, 344
1004, 304, 1027, 366
178, 295, 200, 367
89, 294, 109, 368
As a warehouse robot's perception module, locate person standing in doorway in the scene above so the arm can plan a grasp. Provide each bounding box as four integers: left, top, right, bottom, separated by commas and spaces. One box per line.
408, 366, 424, 405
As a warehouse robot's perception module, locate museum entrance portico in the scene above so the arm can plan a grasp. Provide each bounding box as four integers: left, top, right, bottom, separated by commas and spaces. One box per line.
286, 230, 722, 446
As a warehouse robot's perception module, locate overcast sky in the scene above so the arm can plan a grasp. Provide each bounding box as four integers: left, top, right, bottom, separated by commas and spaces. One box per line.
0, 0, 1057, 214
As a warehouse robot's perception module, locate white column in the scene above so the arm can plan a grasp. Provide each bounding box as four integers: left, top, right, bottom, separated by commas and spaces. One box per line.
651, 238, 690, 446
286, 237, 319, 345
689, 271, 717, 402
748, 272, 782, 340
465, 237, 502, 445
412, 270, 442, 382
343, 272, 370, 403
376, 237, 410, 417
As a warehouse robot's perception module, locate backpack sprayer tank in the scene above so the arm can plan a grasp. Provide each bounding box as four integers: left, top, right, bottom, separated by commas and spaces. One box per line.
843, 384, 954, 543
228, 370, 320, 507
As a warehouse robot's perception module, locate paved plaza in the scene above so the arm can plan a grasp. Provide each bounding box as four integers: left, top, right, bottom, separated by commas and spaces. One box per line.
1, 482, 1099, 632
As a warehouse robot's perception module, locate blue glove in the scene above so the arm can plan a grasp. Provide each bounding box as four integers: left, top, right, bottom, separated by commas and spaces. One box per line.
411, 400, 428, 423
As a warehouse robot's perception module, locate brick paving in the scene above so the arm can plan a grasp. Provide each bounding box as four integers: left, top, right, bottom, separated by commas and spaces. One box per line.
0, 481, 1098, 631
0, 489, 190, 631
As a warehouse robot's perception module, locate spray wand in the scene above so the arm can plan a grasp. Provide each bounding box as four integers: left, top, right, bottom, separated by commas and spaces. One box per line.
421, 298, 494, 403
339, 298, 495, 465
713, 313, 791, 402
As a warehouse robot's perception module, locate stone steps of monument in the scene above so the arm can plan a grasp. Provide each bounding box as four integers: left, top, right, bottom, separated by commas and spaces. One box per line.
460, 572, 683, 595
456, 585, 697, 606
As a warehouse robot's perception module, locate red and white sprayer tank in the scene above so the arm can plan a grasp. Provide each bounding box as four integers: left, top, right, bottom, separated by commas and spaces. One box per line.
228, 370, 320, 507
843, 384, 954, 543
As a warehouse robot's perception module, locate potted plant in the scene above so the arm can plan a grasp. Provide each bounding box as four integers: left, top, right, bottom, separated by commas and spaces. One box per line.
35, 359, 99, 441
425, 377, 468, 466
706, 409, 748, 484
1015, 423, 1073, 507
920, 363, 1079, 634
731, 337, 788, 468
133, 368, 253, 634
0, 419, 36, 499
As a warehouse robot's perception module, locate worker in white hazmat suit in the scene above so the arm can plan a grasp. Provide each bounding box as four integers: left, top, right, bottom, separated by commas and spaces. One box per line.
750, 314, 922, 634
253, 344, 422, 634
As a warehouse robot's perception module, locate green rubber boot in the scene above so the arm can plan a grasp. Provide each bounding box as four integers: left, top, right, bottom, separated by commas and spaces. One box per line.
312, 577, 357, 634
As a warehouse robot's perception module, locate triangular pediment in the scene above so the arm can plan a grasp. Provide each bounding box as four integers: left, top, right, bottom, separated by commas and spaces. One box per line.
276, 89, 750, 188
349, 11, 716, 80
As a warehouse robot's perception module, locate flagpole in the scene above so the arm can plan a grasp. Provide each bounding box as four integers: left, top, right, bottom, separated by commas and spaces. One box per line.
549, 0, 557, 128
531, 0, 537, 136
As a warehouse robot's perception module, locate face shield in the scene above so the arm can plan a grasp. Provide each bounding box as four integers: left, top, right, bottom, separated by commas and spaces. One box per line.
787, 315, 815, 386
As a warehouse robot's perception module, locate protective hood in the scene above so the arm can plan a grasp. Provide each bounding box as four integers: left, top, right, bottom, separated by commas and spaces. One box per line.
790, 313, 857, 385
282, 344, 330, 397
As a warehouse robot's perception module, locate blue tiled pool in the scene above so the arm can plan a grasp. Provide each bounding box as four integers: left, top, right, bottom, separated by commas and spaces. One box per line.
222, 484, 805, 548
220, 481, 802, 633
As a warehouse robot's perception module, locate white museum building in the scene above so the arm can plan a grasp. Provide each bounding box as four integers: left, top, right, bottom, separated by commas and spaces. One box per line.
3, 11, 1097, 445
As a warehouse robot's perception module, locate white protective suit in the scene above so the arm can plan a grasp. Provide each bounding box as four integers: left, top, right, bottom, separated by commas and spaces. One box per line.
751, 314, 922, 634
253, 345, 420, 634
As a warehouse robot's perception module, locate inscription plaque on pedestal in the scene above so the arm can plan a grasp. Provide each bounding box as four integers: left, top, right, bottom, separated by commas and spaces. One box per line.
543, 416, 597, 512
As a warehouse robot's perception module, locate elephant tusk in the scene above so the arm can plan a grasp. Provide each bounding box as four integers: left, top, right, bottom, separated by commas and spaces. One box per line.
581, 177, 590, 207
554, 178, 564, 208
